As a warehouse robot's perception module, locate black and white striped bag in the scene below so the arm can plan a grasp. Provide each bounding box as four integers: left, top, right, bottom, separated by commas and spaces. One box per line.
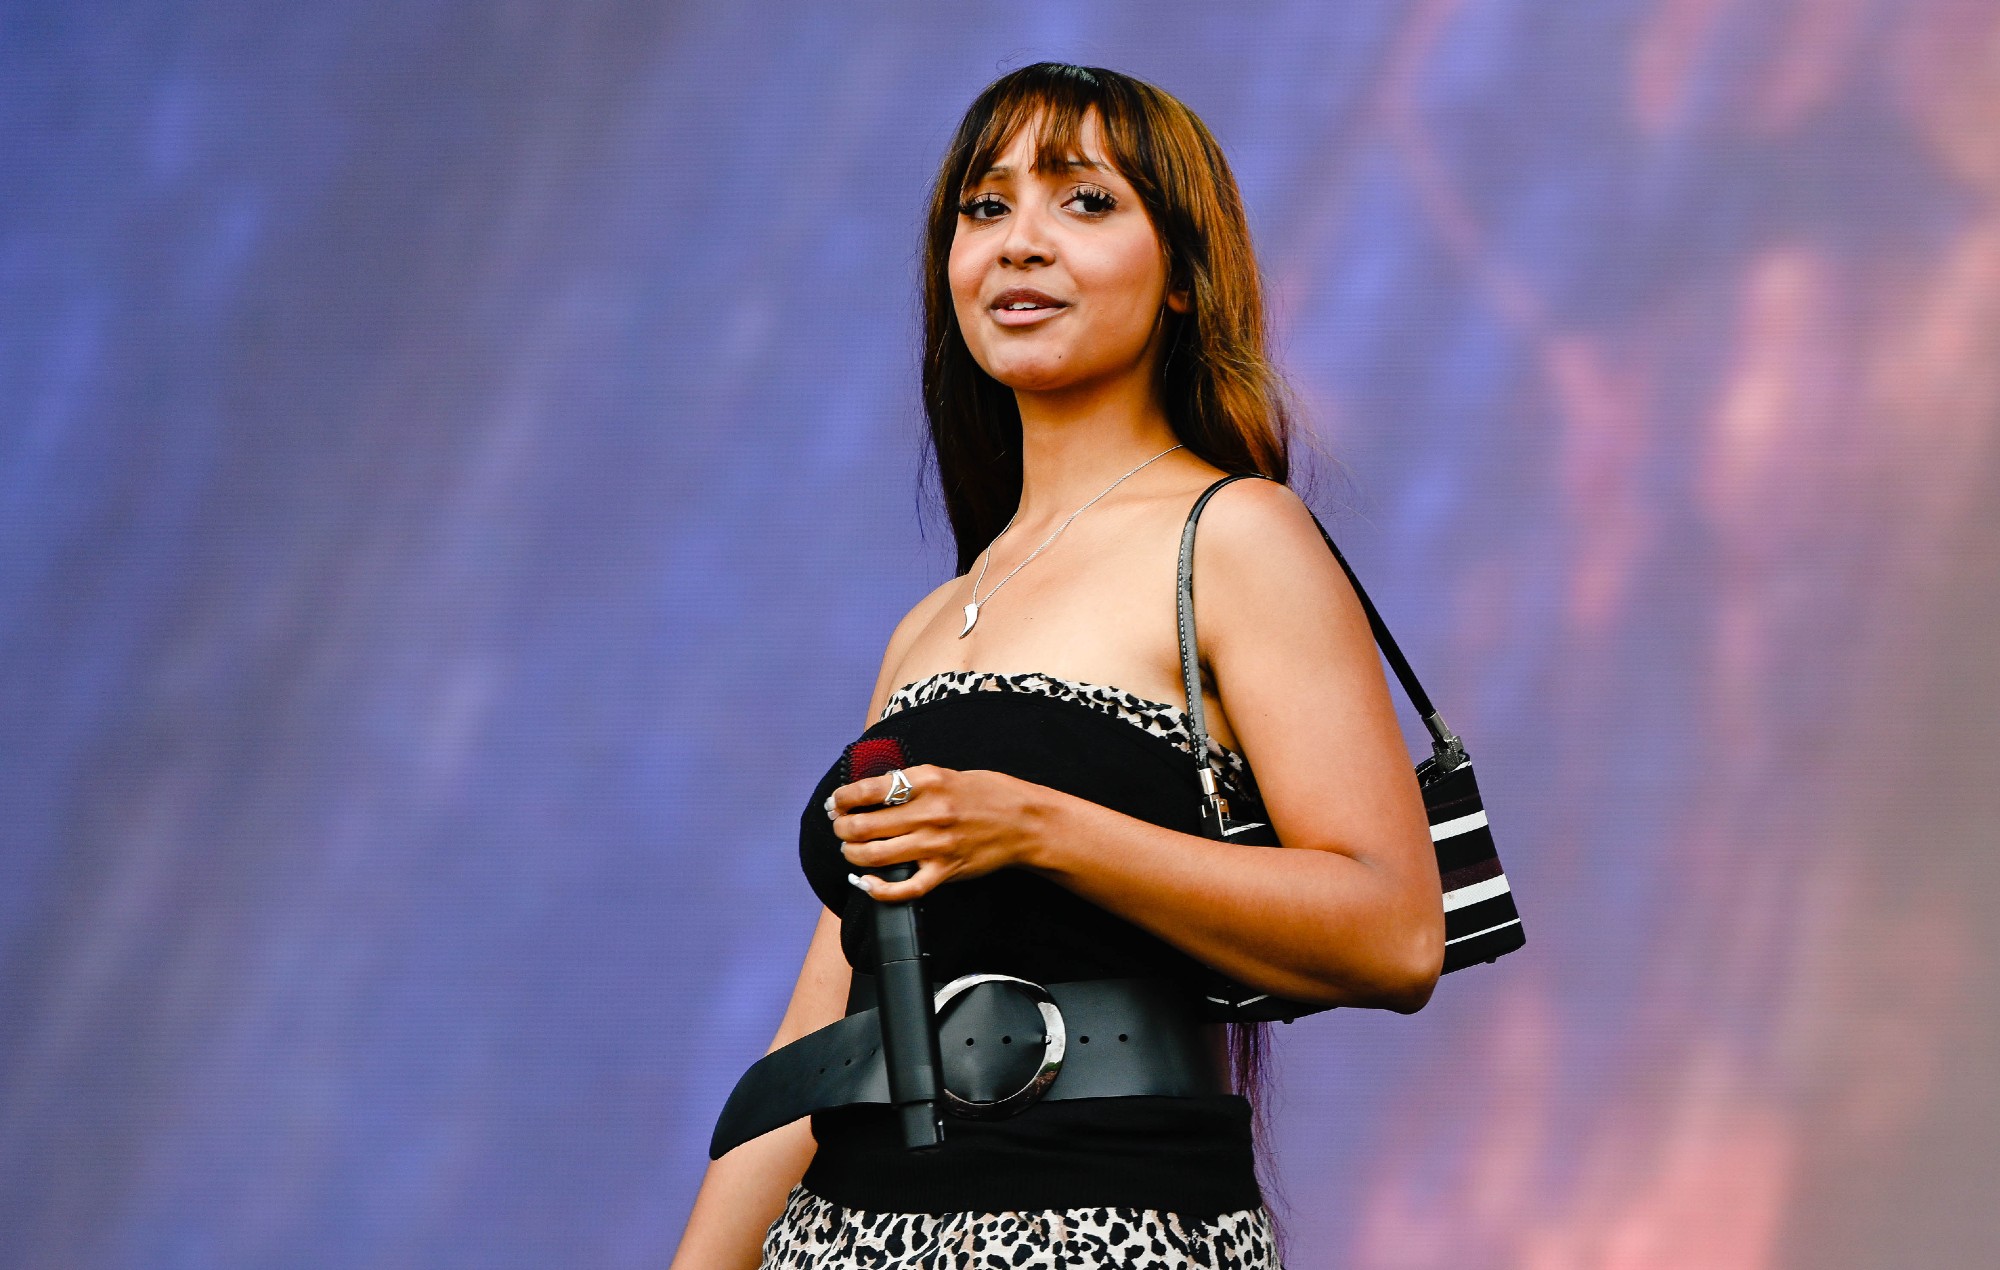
1175, 473, 1525, 1024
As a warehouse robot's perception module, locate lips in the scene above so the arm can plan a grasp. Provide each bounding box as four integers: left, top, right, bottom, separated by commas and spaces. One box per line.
990, 287, 1068, 311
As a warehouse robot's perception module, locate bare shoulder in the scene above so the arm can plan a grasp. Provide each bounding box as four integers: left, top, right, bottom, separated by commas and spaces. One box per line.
1192, 477, 1340, 583
865, 574, 962, 723
1189, 477, 1363, 656
891, 574, 961, 655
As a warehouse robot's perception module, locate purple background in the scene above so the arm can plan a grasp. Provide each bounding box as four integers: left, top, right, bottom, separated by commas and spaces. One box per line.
4, 2, 1998, 1266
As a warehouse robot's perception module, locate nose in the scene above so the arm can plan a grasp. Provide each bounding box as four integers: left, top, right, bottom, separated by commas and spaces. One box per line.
997, 196, 1055, 268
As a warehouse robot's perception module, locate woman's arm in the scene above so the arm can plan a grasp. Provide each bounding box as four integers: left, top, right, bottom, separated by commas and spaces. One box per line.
1028, 479, 1445, 1010
836, 482, 1444, 1013
671, 580, 957, 1268
668, 907, 850, 1270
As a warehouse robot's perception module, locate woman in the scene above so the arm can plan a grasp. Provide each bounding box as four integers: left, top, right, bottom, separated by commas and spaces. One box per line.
673, 62, 1444, 1269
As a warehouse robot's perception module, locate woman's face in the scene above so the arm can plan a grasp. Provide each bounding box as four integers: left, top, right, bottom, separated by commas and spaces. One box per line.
948, 108, 1189, 395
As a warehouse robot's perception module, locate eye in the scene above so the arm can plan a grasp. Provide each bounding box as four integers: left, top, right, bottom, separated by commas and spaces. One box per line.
957, 193, 1006, 220
1066, 185, 1117, 216
956, 185, 1119, 222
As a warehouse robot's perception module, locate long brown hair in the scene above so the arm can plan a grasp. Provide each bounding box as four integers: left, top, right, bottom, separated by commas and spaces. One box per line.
918, 61, 1301, 1234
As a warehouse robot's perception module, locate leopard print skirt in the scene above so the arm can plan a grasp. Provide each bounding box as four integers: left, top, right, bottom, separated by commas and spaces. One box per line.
759, 1182, 1284, 1268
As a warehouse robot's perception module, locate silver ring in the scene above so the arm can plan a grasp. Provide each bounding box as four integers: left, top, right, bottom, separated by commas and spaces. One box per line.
882, 768, 914, 806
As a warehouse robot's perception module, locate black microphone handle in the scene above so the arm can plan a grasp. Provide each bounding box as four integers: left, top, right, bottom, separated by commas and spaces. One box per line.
866, 852, 945, 1151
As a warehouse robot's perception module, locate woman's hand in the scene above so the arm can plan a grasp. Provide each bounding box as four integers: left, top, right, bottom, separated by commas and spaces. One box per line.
826, 764, 1057, 903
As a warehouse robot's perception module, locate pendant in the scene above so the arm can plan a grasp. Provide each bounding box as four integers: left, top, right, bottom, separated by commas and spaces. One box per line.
959, 602, 979, 637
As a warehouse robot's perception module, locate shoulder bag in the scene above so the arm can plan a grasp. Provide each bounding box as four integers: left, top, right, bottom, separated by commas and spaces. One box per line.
1176, 473, 1525, 1023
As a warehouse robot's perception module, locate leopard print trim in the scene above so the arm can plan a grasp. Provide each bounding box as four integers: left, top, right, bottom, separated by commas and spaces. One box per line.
881, 670, 1260, 805
760, 1182, 1284, 1268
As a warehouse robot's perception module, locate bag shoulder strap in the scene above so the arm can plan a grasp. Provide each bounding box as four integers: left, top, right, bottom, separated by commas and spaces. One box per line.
1175, 474, 1462, 777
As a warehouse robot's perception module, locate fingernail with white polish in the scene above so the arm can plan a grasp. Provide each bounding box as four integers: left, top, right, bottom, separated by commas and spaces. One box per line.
847, 872, 873, 892
824, 794, 837, 819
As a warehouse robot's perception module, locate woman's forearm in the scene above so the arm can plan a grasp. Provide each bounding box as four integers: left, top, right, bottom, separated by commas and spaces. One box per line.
1017, 789, 1442, 1011
669, 1116, 814, 1270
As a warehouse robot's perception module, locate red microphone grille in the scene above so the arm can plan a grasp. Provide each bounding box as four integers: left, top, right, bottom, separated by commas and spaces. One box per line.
844, 736, 908, 782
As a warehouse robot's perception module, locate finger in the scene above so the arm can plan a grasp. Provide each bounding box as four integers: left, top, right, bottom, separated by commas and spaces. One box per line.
840, 834, 913, 865
848, 864, 933, 904
835, 810, 890, 844
848, 870, 906, 901
826, 771, 903, 821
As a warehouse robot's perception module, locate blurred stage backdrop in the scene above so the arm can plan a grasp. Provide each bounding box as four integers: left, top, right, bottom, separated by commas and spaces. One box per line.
4, 2, 1998, 1267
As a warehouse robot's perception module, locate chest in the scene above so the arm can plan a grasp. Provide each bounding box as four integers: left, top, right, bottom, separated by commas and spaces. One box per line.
902, 516, 1197, 715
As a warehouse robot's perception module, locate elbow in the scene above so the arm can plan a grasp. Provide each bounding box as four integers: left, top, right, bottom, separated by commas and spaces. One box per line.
1303, 911, 1442, 1014
1383, 909, 1446, 1014
1296, 857, 1449, 1013
1384, 841, 1448, 1012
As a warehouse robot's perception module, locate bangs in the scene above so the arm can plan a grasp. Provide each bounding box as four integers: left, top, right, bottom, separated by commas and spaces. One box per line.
955, 72, 1139, 195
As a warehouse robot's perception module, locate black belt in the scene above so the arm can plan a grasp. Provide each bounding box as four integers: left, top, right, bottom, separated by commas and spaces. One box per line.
708, 973, 1226, 1160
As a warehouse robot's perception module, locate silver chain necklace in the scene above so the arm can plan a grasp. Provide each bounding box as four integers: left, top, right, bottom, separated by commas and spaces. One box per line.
959, 442, 1184, 638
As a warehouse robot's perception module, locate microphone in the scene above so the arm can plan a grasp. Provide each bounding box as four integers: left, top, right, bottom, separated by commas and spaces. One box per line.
842, 736, 946, 1151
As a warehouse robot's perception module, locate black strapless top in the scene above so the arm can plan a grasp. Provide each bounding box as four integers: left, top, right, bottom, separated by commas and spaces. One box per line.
795, 670, 1268, 1217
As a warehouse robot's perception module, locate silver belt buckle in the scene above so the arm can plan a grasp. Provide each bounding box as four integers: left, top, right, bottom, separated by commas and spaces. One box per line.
931, 972, 1067, 1119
